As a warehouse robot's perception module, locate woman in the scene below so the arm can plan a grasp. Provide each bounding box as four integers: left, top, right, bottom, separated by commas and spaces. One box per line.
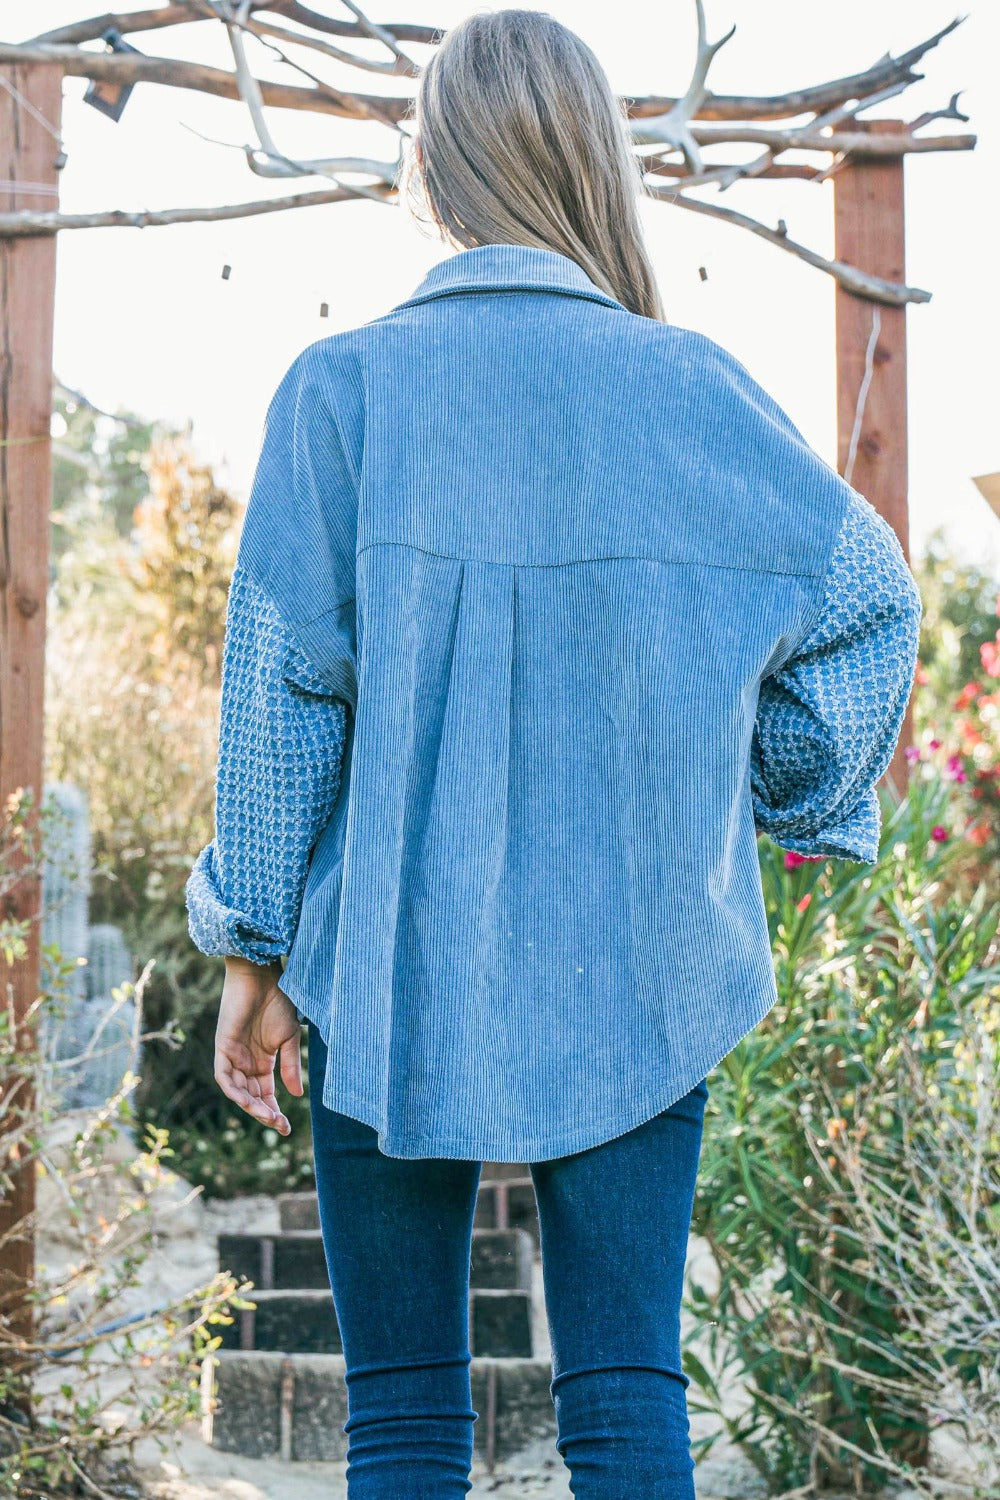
186, 10, 922, 1497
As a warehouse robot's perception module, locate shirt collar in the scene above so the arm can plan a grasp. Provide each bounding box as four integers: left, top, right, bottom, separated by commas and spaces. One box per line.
394, 242, 628, 313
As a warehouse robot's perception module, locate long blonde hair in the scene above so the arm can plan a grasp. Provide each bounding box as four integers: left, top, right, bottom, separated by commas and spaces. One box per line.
408, 9, 664, 321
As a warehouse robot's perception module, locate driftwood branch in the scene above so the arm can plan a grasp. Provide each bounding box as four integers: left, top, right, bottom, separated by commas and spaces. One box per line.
648, 78, 915, 192
0, 7, 975, 305
14, 15, 967, 126
685, 124, 973, 155
244, 13, 418, 77
645, 185, 931, 306
213, 0, 397, 190
0, 185, 392, 238
631, 0, 736, 169
25, 4, 443, 49
626, 14, 967, 122
0, 41, 413, 122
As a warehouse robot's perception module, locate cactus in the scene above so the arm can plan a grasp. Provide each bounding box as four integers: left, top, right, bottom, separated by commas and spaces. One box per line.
39, 785, 141, 1118
39, 784, 92, 1093
85, 925, 133, 1001
40, 782, 91, 1002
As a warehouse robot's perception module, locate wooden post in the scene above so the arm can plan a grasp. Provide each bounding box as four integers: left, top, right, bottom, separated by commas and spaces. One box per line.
833, 118, 914, 796
0, 62, 62, 1347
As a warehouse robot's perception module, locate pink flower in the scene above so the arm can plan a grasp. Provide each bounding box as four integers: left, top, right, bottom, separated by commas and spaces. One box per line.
945, 753, 968, 783
930, 825, 949, 843
784, 850, 823, 870
928, 738, 941, 750
904, 745, 921, 765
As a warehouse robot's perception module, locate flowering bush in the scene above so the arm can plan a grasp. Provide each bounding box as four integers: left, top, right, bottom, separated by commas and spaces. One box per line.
688, 774, 1000, 1495
910, 540, 1000, 863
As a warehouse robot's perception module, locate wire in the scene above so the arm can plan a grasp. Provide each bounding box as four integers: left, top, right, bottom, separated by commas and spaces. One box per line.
0, 70, 64, 147
844, 304, 881, 488
0, 179, 60, 196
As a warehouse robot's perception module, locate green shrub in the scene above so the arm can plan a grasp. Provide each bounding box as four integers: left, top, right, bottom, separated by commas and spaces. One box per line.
46, 435, 317, 1194
685, 773, 1000, 1495
0, 793, 239, 1498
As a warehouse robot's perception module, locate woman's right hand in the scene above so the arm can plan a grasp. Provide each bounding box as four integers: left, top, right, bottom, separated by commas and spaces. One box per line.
213, 956, 303, 1136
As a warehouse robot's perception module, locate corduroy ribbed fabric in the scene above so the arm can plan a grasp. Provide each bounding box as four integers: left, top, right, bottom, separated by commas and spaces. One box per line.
186, 243, 923, 1162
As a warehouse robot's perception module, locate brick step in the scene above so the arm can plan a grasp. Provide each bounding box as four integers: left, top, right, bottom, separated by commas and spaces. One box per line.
202, 1350, 555, 1464
279, 1179, 541, 1244
277, 1164, 527, 1232
219, 1288, 341, 1355
473, 1178, 539, 1244
216, 1286, 533, 1359
218, 1226, 534, 1293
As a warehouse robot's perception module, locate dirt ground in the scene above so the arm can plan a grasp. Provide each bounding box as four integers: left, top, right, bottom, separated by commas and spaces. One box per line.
135, 1425, 774, 1500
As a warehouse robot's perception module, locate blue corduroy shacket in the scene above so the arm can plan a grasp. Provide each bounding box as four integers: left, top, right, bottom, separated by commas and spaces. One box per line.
186, 242, 923, 1162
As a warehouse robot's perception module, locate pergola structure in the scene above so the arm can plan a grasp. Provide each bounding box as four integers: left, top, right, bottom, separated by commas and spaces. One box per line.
0, 4, 978, 1359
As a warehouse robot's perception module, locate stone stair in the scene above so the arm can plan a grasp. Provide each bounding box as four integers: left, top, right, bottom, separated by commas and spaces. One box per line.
201, 1350, 556, 1465
203, 1166, 556, 1467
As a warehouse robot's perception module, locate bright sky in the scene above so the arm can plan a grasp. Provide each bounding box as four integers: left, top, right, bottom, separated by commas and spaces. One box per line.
9, 1, 999, 572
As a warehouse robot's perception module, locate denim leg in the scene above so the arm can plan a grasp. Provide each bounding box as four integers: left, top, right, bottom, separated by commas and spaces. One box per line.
307, 1021, 482, 1498
530, 1078, 709, 1499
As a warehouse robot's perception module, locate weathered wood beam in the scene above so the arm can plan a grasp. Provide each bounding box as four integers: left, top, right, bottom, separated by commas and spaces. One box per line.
834, 120, 914, 787
0, 58, 62, 1358
0, 41, 413, 123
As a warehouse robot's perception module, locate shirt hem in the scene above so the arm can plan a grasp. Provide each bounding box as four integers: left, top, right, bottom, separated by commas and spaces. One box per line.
291, 983, 777, 1163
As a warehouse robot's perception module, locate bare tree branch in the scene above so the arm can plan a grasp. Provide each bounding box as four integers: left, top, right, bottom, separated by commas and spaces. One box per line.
209, 1, 407, 129
640, 77, 915, 192
631, 0, 736, 168
643, 159, 836, 182
179, 114, 396, 183
253, 2, 441, 49
16, 16, 968, 127
222, 0, 282, 160
244, 13, 418, 77
337, 0, 416, 69
0, 40, 414, 123
685, 123, 973, 155
0, 7, 975, 307
625, 15, 967, 122
644, 185, 932, 305
0, 185, 392, 238
25, 3, 443, 48
910, 89, 970, 133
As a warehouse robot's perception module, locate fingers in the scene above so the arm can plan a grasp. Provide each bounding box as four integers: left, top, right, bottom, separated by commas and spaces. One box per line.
214, 1056, 291, 1135
279, 1028, 304, 1098
214, 983, 304, 1135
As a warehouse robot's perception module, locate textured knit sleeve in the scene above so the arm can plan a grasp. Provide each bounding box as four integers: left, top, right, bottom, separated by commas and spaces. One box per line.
750, 491, 922, 863
185, 564, 347, 964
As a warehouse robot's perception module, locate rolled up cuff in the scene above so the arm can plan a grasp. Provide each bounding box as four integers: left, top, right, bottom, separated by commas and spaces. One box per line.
754, 786, 881, 865
185, 844, 289, 964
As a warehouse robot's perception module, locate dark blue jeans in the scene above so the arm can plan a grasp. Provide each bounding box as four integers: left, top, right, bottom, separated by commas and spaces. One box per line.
307, 1019, 708, 1498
